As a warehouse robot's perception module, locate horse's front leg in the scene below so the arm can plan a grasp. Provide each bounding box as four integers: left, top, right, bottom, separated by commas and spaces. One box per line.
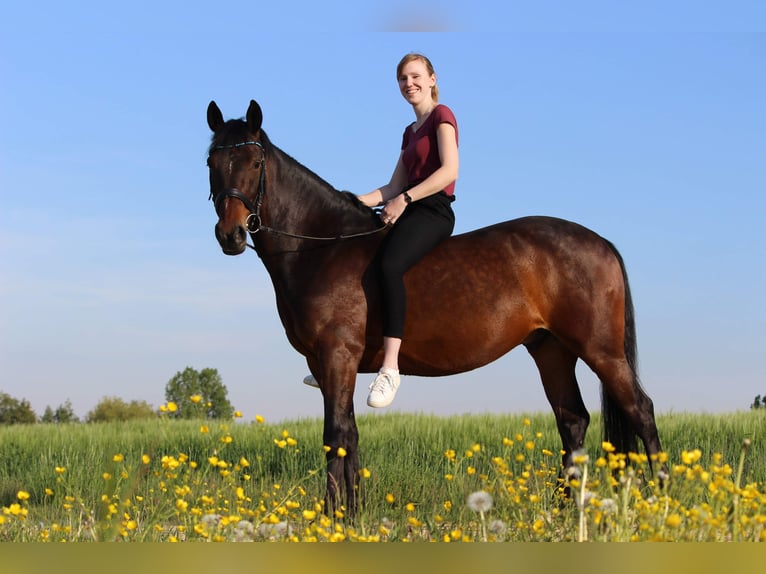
320, 360, 360, 516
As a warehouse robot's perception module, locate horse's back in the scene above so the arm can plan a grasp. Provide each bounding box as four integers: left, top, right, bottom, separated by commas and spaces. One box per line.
394, 215, 625, 374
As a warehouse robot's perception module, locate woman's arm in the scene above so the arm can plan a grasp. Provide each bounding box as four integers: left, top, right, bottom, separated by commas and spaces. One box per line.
380, 123, 459, 221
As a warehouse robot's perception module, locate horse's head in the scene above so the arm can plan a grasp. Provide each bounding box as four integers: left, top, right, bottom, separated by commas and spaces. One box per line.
206, 100, 265, 255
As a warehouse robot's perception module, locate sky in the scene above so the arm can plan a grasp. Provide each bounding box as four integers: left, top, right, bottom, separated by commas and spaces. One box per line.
1, 2, 765, 424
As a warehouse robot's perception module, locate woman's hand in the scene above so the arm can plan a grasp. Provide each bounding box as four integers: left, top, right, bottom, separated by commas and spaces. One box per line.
380, 193, 408, 225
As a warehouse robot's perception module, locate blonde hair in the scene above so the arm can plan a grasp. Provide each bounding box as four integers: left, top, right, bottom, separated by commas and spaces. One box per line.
396, 53, 439, 103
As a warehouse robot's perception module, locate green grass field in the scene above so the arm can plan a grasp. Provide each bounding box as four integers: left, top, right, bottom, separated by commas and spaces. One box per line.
1, 410, 764, 542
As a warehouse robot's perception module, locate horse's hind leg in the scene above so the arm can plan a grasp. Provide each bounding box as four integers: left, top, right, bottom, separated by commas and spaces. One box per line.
525, 332, 589, 472
586, 353, 662, 459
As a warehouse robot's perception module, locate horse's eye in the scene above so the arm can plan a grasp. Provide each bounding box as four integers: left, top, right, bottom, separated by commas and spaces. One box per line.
253, 160, 262, 169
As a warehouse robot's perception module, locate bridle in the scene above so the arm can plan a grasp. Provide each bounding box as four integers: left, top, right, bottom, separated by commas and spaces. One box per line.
208, 139, 387, 250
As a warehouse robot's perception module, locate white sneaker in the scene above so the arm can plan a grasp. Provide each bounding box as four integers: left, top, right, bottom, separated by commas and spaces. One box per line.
303, 375, 320, 388
366, 368, 401, 408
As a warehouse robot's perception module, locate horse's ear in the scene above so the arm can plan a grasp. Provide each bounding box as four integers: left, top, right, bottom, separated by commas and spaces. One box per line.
207, 101, 224, 132
246, 100, 263, 133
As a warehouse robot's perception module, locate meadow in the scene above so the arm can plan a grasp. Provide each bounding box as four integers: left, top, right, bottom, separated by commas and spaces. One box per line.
1, 409, 764, 542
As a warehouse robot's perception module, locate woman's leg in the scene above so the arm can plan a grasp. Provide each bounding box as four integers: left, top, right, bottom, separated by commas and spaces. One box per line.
369, 197, 454, 407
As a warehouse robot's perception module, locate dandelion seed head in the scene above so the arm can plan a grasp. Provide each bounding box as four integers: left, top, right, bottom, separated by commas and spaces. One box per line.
489, 519, 507, 536
467, 490, 493, 513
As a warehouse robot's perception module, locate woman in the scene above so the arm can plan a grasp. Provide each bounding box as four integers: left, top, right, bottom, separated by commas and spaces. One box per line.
305, 53, 459, 408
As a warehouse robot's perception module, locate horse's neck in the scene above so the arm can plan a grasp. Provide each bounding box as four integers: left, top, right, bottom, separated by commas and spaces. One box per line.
268, 146, 375, 232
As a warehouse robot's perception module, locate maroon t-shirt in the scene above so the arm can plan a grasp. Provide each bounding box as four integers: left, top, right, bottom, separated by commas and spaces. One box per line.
400, 104, 459, 197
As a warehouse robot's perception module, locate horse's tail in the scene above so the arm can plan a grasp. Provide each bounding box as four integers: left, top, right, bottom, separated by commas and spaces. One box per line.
600, 241, 647, 454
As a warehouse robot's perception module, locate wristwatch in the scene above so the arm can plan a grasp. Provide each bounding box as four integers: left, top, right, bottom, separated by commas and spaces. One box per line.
403, 191, 413, 204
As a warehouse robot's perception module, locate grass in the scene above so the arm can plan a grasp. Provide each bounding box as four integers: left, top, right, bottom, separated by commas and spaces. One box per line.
0, 410, 764, 542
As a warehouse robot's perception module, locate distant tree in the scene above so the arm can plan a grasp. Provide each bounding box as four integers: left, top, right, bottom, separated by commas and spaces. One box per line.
164, 367, 234, 419
41, 399, 79, 423
0, 392, 37, 425
86, 397, 155, 423
751, 395, 764, 410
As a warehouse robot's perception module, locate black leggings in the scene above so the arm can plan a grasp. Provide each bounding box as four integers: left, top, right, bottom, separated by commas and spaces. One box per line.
379, 192, 455, 338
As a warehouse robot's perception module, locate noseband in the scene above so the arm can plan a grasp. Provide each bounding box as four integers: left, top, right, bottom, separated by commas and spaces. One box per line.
208, 139, 387, 246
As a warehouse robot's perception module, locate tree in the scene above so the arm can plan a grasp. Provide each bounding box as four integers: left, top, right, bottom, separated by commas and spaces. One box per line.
164, 367, 234, 419
40, 399, 79, 423
0, 392, 37, 425
86, 397, 155, 423
751, 395, 764, 410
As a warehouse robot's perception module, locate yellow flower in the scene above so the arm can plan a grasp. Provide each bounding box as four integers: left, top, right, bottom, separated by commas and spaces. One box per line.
255, 414, 265, 423
360, 468, 371, 479
166, 402, 178, 412
45, 488, 54, 496
239, 457, 250, 468
337, 447, 347, 458
386, 493, 395, 504
602, 441, 616, 453
54, 466, 66, 474
665, 513, 682, 528
190, 394, 202, 404
405, 502, 416, 512
681, 449, 702, 465
16, 491, 30, 501
112, 454, 124, 463
234, 411, 243, 418
200, 425, 209, 434
142, 454, 151, 464
102, 473, 112, 481
302, 510, 317, 521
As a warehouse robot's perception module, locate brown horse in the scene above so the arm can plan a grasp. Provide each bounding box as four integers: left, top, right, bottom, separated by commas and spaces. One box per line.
206, 100, 662, 512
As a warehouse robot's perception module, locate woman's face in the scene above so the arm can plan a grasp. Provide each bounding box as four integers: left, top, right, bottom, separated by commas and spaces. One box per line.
398, 59, 435, 107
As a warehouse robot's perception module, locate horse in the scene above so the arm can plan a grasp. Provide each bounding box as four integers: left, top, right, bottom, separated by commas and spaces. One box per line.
205, 99, 663, 513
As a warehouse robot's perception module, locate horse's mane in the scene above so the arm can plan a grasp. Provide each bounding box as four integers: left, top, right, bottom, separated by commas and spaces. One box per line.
210, 119, 374, 221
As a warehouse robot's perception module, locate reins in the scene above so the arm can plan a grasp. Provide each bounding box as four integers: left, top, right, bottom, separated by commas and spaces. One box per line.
208, 140, 388, 251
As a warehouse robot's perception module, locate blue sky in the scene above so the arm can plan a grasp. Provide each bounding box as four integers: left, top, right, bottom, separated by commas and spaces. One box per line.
1, 2, 765, 423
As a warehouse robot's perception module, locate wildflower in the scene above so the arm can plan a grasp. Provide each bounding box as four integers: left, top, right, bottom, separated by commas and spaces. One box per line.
489, 519, 507, 536
302, 510, 317, 521
405, 502, 416, 512
572, 450, 590, 465
360, 468, 371, 479
234, 411, 243, 418
190, 394, 202, 403
142, 454, 151, 464
337, 447, 347, 458
386, 493, 395, 504
16, 491, 30, 501
166, 402, 178, 412
239, 456, 250, 468
467, 491, 493, 513
255, 414, 265, 423
200, 425, 209, 434
665, 513, 682, 528
55, 466, 66, 474
201, 513, 221, 528
112, 454, 124, 463
444, 449, 456, 461
681, 449, 702, 465
602, 441, 616, 453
